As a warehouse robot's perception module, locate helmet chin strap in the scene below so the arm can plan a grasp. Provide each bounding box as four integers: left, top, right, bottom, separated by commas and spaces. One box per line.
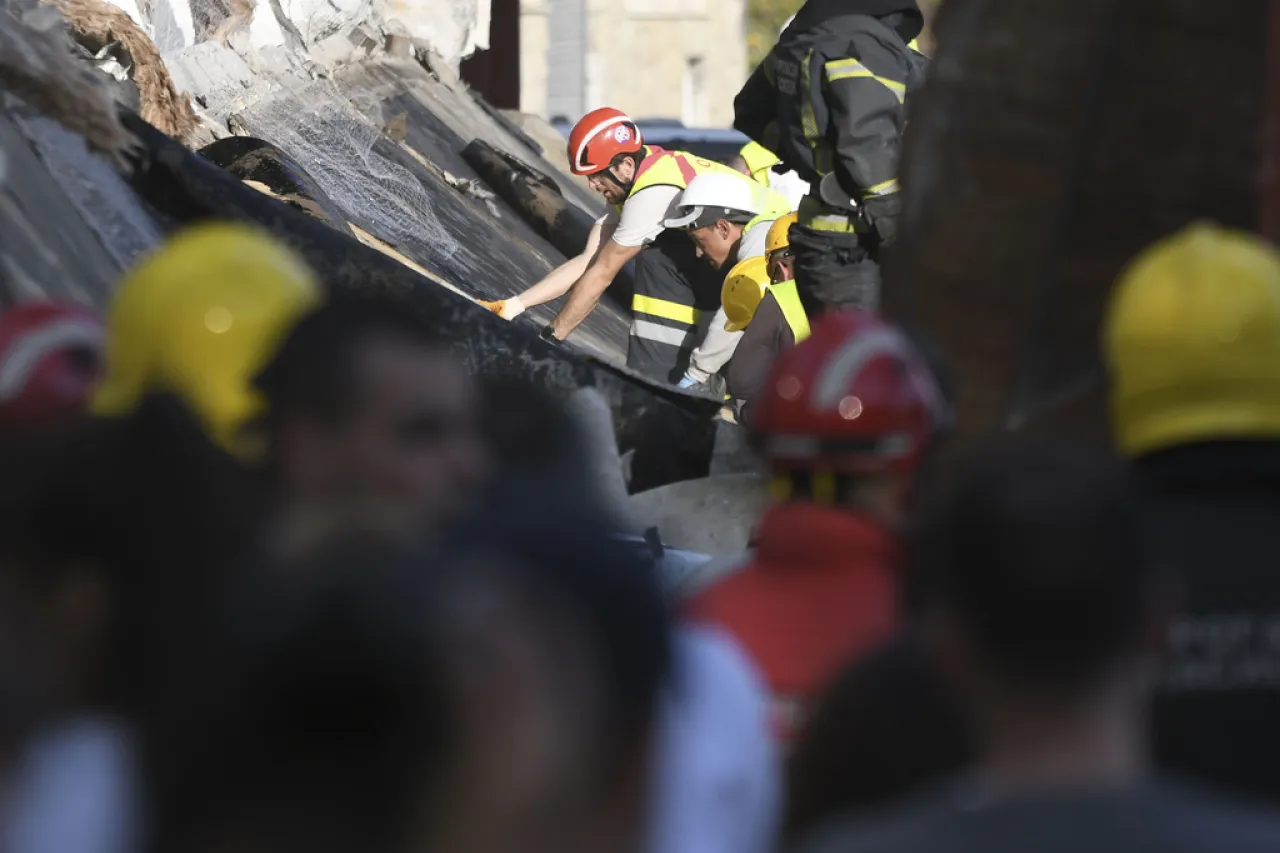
600, 160, 635, 197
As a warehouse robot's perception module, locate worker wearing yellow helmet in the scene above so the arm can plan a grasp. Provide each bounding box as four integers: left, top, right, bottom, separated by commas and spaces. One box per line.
93, 221, 323, 459
1103, 222, 1280, 803
661, 171, 791, 390
724, 212, 810, 421
721, 256, 772, 334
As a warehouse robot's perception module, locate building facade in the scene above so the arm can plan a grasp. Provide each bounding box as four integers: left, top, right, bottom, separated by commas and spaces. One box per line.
520, 0, 747, 129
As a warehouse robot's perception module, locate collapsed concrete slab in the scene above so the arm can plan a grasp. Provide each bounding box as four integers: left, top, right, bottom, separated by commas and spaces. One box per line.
2, 0, 739, 490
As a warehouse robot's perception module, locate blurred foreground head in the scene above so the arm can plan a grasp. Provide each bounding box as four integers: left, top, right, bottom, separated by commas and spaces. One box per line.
1106, 222, 1280, 457
749, 310, 949, 526
255, 295, 490, 543
149, 536, 451, 853
443, 488, 672, 853
92, 221, 322, 458
785, 635, 975, 842
0, 393, 261, 745
0, 301, 104, 430
914, 437, 1167, 723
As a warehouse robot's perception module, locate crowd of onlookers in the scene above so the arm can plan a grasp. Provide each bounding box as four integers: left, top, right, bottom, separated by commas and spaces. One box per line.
2, 217, 1280, 853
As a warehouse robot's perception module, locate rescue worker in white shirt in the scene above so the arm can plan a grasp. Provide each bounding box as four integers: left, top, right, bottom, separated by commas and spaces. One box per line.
729, 141, 810, 213
661, 173, 791, 390
479, 108, 775, 384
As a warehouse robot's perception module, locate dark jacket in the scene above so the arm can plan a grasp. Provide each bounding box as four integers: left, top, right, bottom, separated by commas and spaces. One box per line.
1138, 442, 1280, 806
727, 289, 796, 424
734, 0, 925, 244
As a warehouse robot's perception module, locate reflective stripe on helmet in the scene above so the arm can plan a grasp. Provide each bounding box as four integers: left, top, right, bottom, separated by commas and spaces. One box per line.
574, 115, 633, 171
0, 319, 104, 402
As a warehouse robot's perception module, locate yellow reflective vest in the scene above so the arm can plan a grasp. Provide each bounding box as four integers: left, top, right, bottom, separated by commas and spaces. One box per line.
768, 280, 811, 342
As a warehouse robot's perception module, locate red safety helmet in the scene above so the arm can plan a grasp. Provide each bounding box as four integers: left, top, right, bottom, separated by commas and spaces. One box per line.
0, 301, 105, 429
567, 107, 643, 176
749, 310, 948, 475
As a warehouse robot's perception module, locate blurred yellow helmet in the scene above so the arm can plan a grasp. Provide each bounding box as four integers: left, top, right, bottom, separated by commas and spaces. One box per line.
93, 222, 323, 456
738, 141, 781, 184
722, 256, 771, 333
1104, 222, 1280, 457
766, 212, 798, 257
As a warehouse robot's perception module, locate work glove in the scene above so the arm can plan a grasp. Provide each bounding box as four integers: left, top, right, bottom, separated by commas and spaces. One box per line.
478, 296, 526, 320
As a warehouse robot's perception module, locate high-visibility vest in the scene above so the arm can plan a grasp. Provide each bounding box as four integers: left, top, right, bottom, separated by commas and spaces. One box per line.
768, 280, 811, 342
625, 148, 781, 382
628, 146, 743, 196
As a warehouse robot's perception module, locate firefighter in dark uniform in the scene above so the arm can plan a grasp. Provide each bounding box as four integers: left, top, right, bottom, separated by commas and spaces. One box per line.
733, 0, 928, 314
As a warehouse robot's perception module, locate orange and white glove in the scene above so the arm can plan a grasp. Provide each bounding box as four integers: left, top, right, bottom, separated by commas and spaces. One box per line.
478, 296, 526, 320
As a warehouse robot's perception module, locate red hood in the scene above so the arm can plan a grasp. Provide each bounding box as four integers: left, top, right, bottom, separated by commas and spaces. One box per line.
753, 501, 899, 572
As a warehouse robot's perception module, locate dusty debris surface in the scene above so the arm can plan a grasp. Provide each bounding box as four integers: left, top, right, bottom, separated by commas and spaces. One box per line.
0, 4, 725, 489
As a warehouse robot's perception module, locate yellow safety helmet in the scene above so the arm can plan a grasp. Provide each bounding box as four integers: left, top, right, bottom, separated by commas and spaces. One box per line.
739, 141, 781, 185
1104, 222, 1280, 457
93, 221, 322, 456
766, 212, 799, 257
722, 256, 772, 332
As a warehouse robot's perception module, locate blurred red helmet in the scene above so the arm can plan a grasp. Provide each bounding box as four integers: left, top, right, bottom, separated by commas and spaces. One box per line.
749, 310, 948, 475
567, 107, 643, 176
0, 301, 105, 429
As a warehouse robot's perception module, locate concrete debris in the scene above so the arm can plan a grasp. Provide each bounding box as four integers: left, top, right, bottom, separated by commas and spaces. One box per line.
1, 0, 138, 168
97, 0, 492, 70
1, 0, 734, 493
43, 0, 201, 142
628, 474, 771, 556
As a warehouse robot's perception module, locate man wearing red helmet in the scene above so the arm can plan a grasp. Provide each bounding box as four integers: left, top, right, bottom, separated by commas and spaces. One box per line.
0, 302, 104, 429
481, 108, 763, 383
686, 310, 948, 743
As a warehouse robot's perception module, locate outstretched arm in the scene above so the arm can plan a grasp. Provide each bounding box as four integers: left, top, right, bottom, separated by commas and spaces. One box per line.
549, 239, 642, 339
520, 219, 613, 307
482, 220, 614, 319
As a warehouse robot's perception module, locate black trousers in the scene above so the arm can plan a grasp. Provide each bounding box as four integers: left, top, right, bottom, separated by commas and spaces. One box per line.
790, 224, 882, 315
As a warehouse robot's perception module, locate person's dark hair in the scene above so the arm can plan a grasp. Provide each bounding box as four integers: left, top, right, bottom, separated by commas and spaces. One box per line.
443, 484, 671, 770
0, 392, 264, 719
610, 150, 644, 174
784, 634, 975, 842
254, 293, 446, 426
147, 534, 451, 853
911, 435, 1156, 692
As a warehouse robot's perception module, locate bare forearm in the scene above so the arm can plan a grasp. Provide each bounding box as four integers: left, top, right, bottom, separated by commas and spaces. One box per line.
550, 265, 611, 338
518, 220, 609, 308
518, 255, 592, 307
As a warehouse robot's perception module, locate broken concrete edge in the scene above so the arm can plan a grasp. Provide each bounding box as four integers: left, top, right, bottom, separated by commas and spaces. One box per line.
120, 109, 723, 489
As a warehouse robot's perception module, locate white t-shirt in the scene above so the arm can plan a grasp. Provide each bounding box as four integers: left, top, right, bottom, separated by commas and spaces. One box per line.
645, 625, 781, 853
767, 169, 810, 212
600, 185, 685, 248
684, 217, 777, 381
738, 218, 771, 261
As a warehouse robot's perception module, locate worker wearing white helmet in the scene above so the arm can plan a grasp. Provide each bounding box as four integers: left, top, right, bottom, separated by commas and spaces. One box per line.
662, 173, 791, 390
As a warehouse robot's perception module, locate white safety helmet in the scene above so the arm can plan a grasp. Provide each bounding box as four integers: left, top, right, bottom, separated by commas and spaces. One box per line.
663, 173, 763, 230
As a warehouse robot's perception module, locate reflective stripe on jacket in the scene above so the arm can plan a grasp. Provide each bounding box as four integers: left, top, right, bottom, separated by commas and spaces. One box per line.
734, 7, 927, 244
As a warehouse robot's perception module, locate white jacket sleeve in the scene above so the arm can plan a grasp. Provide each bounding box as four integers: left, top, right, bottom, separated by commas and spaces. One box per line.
686, 308, 743, 382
